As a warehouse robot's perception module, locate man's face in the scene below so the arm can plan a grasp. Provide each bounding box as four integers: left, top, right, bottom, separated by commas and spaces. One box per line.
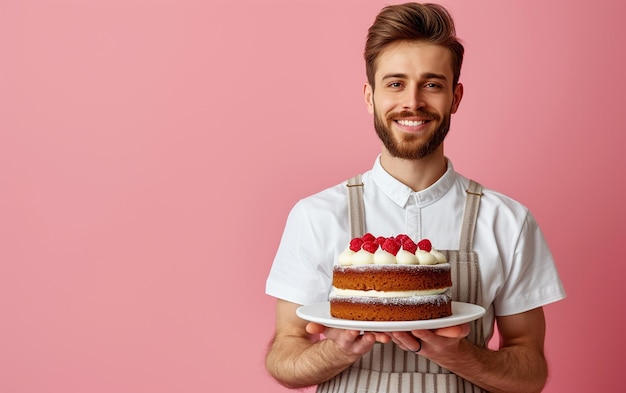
364, 41, 463, 160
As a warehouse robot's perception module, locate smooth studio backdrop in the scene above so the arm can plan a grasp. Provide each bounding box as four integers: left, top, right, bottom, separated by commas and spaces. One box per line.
1, 0, 624, 392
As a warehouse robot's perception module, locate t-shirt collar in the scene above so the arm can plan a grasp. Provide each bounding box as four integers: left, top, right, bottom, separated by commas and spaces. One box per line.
370, 155, 456, 208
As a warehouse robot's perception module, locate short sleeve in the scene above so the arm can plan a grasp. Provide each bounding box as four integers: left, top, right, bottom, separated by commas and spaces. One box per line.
494, 212, 566, 315
265, 200, 335, 305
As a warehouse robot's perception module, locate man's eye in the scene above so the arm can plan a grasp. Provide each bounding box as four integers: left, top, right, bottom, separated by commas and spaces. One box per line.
388, 82, 403, 88
425, 83, 441, 89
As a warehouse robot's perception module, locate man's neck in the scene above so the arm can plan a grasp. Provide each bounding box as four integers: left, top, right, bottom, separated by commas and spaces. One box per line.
379, 149, 447, 192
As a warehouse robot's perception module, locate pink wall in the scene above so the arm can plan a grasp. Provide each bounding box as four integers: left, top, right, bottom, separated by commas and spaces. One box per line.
1, 0, 624, 391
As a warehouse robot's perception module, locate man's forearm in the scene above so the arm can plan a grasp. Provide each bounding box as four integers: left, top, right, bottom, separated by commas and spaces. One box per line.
437, 339, 548, 393
265, 334, 356, 389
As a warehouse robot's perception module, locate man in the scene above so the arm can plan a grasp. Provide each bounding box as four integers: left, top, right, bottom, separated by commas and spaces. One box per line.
265, 3, 566, 392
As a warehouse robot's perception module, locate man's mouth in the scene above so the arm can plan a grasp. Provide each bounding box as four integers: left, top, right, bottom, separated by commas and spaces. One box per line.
396, 119, 427, 127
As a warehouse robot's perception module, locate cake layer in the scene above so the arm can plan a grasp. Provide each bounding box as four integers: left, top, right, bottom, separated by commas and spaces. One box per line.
329, 294, 452, 321
332, 287, 448, 298
333, 264, 451, 292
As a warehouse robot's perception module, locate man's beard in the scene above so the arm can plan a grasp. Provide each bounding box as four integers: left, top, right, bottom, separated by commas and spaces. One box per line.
373, 107, 451, 160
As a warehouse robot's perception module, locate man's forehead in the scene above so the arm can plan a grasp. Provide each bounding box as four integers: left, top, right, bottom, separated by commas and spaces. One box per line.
374, 41, 454, 80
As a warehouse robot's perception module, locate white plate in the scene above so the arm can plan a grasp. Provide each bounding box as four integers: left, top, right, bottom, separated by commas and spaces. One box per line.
296, 301, 486, 332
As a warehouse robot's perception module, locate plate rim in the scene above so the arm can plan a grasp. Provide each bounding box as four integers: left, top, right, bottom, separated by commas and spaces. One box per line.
296, 301, 486, 331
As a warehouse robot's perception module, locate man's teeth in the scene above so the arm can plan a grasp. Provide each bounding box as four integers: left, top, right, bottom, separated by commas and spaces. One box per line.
397, 120, 426, 126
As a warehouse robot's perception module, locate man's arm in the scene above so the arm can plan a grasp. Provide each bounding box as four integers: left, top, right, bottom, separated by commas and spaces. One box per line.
392, 307, 548, 393
265, 299, 389, 389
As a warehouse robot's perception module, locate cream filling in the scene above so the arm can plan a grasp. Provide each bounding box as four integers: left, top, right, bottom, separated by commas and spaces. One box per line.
332, 287, 448, 298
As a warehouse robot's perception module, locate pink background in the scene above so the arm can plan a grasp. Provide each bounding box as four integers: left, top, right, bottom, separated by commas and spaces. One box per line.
1, 0, 624, 392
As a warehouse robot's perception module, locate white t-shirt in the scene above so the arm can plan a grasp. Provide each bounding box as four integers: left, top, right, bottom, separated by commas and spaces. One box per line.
266, 156, 566, 339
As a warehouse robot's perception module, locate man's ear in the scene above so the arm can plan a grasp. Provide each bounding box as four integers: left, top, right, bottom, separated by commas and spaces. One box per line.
451, 82, 463, 114
364, 83, 375, 115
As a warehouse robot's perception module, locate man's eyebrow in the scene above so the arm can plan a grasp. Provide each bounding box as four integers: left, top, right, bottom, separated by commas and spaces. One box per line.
381, 72, 449, 81
423, 72, 448, 81
381, 73, 408, 81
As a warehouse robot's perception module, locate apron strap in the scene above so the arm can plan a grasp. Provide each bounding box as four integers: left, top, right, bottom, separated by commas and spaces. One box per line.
347, 175, 484, 247
346, 174, 365, 238
459, 180, 483, 251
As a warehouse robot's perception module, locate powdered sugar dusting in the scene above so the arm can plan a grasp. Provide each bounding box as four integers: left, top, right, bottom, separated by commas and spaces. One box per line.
329, 292, 451, 306
334, 263, 450, 273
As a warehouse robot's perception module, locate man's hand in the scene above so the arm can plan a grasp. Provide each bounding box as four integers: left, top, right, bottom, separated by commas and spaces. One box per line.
388, 323, 470, 354
306, 322, 391, 357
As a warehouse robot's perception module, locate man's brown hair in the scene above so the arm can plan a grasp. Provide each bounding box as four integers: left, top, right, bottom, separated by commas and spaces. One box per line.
365, 2, 464, 88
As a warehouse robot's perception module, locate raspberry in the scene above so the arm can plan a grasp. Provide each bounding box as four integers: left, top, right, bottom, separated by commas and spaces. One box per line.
374, 236, 386, 246
361, 233, 376, 243
402, 238, 418, 254
417, 239, 432, 252
395, 234, 409, 245
361, 241, 379, 253
349, 238, 363, 252
381, 238, 401, 256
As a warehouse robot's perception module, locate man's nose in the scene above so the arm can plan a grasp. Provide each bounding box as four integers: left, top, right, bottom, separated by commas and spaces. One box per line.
402, 86, 426, 111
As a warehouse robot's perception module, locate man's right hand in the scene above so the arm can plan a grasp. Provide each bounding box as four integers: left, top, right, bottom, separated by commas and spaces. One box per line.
306, 322, 391, 358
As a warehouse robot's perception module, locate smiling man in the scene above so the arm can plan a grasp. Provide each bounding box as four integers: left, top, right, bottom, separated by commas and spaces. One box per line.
265, 3, 565, 393
369, 41, 461, 162
366, 40, 462, 191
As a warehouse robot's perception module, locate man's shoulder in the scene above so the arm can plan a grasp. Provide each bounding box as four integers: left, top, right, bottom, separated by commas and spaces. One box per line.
463, 179, 532, 225
296, 170, 374, 208
290, 178, 351, 218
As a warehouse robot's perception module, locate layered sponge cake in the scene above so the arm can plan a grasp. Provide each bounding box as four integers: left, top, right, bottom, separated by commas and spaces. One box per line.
329, 233, 452, 321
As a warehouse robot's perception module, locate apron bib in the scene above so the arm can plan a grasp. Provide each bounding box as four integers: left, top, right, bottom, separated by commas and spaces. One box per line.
317, 177, 487, 393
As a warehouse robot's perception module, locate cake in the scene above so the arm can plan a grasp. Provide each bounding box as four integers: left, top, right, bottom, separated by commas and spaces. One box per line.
329, 233, 452, 321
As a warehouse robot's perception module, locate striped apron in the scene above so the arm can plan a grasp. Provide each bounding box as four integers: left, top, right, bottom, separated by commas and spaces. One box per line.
317, 176, 487, 393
